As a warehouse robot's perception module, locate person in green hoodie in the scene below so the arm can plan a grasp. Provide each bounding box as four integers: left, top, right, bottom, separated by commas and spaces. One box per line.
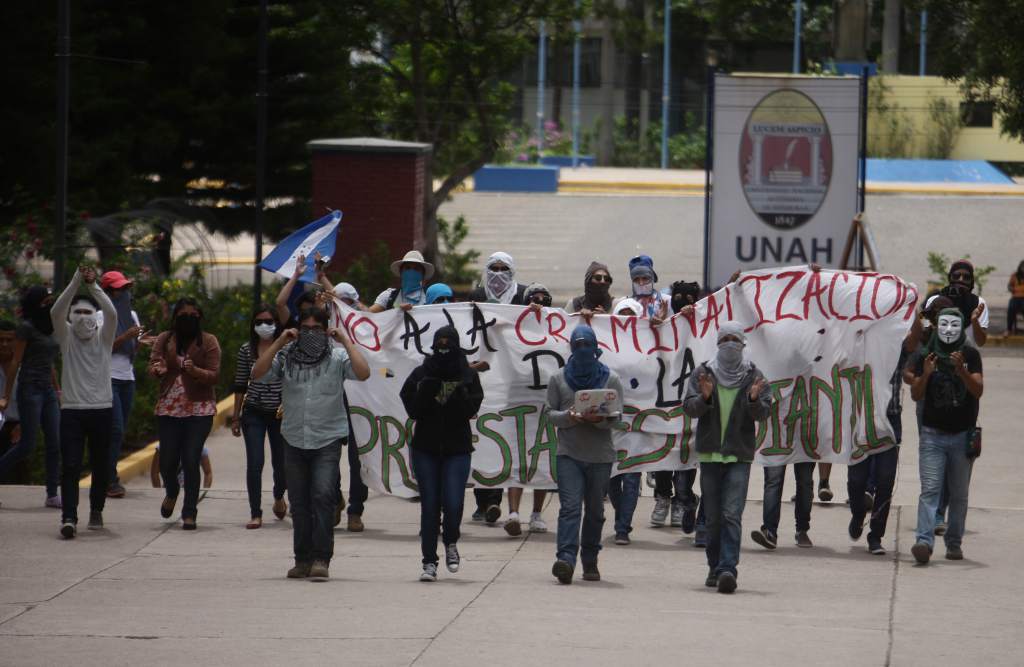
683, 322, 771, 594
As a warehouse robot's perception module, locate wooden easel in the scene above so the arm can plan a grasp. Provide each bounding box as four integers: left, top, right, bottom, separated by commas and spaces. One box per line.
839, 212, 879, 271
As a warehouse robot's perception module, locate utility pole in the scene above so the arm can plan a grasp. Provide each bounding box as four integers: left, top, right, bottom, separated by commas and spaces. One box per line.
792, 1, 802, 74
537, 20, 547, 154
54, 0, 71, 290
660, 0, 670, 169
919, 10, 928, 76
571, 2, 581, 167
253, 0, 268, 308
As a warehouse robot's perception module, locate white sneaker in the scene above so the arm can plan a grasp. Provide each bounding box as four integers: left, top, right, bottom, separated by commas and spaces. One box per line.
651, 497, 670, 526
420, 562, 438, 582
529, 512, 547, 533
503, 512, 522, 536
670, 498, 684, 527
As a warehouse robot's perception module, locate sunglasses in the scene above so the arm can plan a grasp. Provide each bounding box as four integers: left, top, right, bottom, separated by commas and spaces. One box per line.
254, 318, 275, 326
950, 270, 971, 280
591, 275, 612, 284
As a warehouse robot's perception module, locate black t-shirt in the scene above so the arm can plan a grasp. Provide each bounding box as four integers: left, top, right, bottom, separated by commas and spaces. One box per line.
15, 321, 59, 387
911, 345, 982, 433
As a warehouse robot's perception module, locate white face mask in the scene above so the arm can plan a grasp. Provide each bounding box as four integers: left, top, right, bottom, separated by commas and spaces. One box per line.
70, 310, 99, 340
254, 323, 276, 340
633, 280, 654, 297
486, 268, 514, 298
937, 314, 963, 345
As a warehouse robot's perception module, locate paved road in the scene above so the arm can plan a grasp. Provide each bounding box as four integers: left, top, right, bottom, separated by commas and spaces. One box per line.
1, 351, 1021, 666
439, 193, 1024, 311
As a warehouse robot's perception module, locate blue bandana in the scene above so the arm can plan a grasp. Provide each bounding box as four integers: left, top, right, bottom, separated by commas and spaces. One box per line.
564, 325, 610, 392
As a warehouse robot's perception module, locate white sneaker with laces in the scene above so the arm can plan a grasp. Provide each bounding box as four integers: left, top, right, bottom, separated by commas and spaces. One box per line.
420, 562, 438, 582
651, 497, 670, 526
503, 512, 522, 536
529, 512, 547, 533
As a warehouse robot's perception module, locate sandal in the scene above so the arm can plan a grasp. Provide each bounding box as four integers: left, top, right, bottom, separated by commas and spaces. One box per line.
246, 517, 262, 529
272, 498, 287, 520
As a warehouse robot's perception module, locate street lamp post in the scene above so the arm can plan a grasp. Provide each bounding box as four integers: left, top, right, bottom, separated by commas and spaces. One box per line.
571, 3, 581, 168
54, 0, 71, 290
537, 20, 547, 154
253, 0, 268, 309
660, 0, 670, 170
792, 1, 802, 74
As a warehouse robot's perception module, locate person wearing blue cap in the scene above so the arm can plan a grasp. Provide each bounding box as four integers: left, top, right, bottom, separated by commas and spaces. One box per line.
425, 283, 454, 305
619, 255, 669, 325
547, 325, 623, 584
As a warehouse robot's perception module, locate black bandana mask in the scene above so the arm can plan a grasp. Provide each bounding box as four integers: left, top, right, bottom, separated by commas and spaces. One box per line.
424, 326, 465, 379
286, 327, 331, 381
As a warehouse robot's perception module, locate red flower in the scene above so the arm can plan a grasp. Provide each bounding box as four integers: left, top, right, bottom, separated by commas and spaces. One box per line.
33, 238, 43, 250
3, 266, 15, 278
25, 249, 35, 259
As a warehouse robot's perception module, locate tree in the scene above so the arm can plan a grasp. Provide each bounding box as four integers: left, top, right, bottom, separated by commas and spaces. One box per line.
924, 0, 1024, 140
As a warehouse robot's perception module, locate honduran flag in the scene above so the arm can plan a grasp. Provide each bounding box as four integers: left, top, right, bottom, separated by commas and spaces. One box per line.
259, 210, 342, 283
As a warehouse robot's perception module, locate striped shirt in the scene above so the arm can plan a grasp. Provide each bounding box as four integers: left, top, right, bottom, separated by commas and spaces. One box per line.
233, 342, 282, 413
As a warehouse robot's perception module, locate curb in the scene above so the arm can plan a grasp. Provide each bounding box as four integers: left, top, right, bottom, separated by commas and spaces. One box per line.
475, 180, 1024, 197
81, 396, 235, 488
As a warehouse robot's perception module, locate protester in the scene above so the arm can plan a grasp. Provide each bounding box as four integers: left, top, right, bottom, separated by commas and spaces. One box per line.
1005, 260, 1024, 336
400, 326, 484, 581
0, 285, 62, 507
231, 304, 287, 529
151, 444, 213, 490
909, 308, 983, 564
683, 322, 770, 594
608, 300, 643, 545
148, 298, 221, 530
251, 306, 370, 581
50, 267, 118, 538
565, 261, 613, 315
333, 282, 363, 310
615, 255, 669, 325
425, 283, 454, 305
275, 253, 335, 326
929, 259, 988, 347
0, 322, 21, 482
524, 283, 553, 308
100, 270, 145, 499
370, 250, 434, 312
751, 461, 815, 550
548, 325, 623, 584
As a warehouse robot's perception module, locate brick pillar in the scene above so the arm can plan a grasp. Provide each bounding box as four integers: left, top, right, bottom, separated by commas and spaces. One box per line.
307, 137, 432, 272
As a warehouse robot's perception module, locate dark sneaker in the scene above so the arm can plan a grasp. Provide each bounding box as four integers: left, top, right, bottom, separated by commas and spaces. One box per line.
552, 559, 574, 585
160, 495, 177, 519
471, 509, 485, 522
582, 562, 601, 582
420, 562, 438, 582
309, 560, 330, 581
868, 540, 886, 556
503, 513, 522, 536
751, 527, 777, 550
818, 482, 833, 502
705, 571, 718, 588
87, 511, 103, 530
911, 542, 932, 565
670, 498, 684, 527
287, 562, 312, 579
864, 491, 875, 512
795, 531, 813, 548
945, 546, 964, 561
60, 521, 76, 539
614, 532, 630, 545
681, 501, 697, 534
347, 514, 364, 532
106, 483, 126, 499
934, 521, 947, 536
694, 526, 708, 548
484, 504, 501, 524
848, 514, 865, 541
445, 544, 460, 573
716, 571, 737, 594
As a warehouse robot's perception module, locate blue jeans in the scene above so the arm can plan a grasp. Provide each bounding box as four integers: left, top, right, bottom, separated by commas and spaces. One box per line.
849, 446, 899, 542
608, 472, 642, 535
410, 448, 472, 565
915, 427, 972, 549
285, 439, 342, 564
700, 461, 752, 577
158, 415, 213, 521
241, 407, 287, 518
0, 382, 61, 497
762, 462, 813, 535
555, 455, 612, 568
60, 408, 112, 523
108, 379, 136, 484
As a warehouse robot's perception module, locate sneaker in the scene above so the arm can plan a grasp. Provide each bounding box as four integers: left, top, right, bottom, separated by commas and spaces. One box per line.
87, 511, 103, 530
694, 525, 708, 548
717, 571, 737, 594
650, 497, 670, 526
484, 504, 501, 524
670, 498, 684, 527
46, 495, 62, 509
445, 544, 460, 573
848, 514, 865, 541
287, 562, 312, 579
106, 483, 126, 499
60, 521, 76, 539
795, 531, 813, 548
471, 509, 485, 522
818, 482, 833, 502
864, 491, 875, 512
945, 546, 964, 561
704, 571, 718, 588
582, 561, 601, 582
868, 540, 886, 555
309, 560, 330, 581
680, 500, 698, 534
552, 559, 574, 585
347, 514, 364, 532
504, 512, 522, 536
751, 527, 777, 550
934, 521, 947, 536
911, 542, 932, 564
420, 562, 438, 582
614, 532, 630, 545
528, 512, 547, 533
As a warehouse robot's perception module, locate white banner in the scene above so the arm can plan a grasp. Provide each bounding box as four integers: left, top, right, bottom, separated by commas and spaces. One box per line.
338, 267, 916, 498
709, 74, 863, 289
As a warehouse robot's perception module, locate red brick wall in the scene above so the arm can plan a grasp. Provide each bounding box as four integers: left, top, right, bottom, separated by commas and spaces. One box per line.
310, 150, 427, 272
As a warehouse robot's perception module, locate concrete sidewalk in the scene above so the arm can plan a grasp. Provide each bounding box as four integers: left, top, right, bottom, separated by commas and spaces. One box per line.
2, 353, 1022, 666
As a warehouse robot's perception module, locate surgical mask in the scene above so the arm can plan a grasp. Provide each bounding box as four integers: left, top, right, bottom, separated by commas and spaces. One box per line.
486, 269, 514, 297
716, 341, 744, 368
633, 280, 654, 297
401, 268, 423, 298
254, 323, 276, 340
937, 315, 963, 345
70, 311, 99, 340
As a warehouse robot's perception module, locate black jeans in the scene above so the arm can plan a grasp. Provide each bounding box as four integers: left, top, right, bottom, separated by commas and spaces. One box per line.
286, 439, 343, 564
654, 469, 698, 504
411, 448, 472, 564
474, 487, 504, 512
158, 415, 213, 521
346, 433, 368, 516
60, 408, 112, 524
848, 446, 899, 542
240, 407, 286, 518
761, 462, 814, 535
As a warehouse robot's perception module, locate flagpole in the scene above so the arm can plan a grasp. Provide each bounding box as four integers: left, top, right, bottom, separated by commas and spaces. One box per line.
253, 0, 268, 310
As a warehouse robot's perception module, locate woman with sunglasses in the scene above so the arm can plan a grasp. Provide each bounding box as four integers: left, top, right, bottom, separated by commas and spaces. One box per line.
231, 304, 287, 528
566, 262, 614, 319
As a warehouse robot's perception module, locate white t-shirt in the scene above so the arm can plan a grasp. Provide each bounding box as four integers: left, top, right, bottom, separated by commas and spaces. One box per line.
97, 309, 141, 381
922, 294, 988, 346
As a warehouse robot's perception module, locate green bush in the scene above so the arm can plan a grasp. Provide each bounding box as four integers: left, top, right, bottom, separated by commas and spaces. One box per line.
611, 115, 705, 169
